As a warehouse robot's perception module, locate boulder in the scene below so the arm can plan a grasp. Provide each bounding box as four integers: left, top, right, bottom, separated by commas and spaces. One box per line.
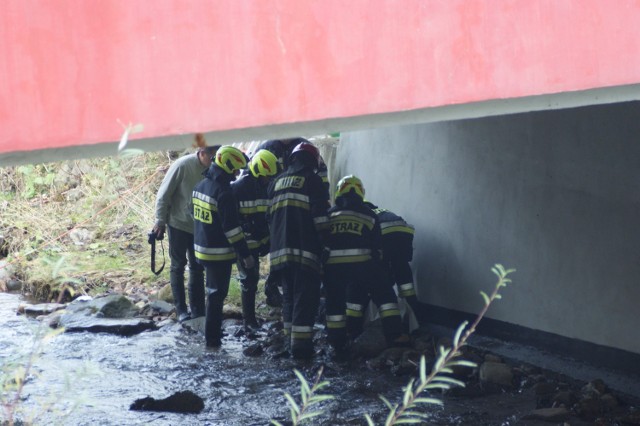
23, 302, 67, 318
479, 361, 513, 388
58, 314, 156, 337
156, 284, 173, 303
522, 407, 571, 422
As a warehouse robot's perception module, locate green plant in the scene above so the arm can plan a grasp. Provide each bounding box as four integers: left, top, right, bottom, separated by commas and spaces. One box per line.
272, 264, 515, 425
369, 265, 515, 425
272, 367, 335, 426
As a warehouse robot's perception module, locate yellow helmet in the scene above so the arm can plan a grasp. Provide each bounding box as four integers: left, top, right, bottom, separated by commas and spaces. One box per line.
215, 145, 247, 174
335, 175, 365, 200
249, 149, 279, 178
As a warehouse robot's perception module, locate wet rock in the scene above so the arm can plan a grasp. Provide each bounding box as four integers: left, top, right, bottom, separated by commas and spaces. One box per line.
149, 300, 173, 315
534, 382, 558, 408
522, 407, 571, 422
243, 343, 264, 357
576, 396, 604, 420
222, 304, 243, 319
412, 335, 432, 353
156, 284, 173, 303
66, 294, 138, 318
130, 390, 204, 413
59, 314, 156, 336
156, 318, 175, 328
552, 390, 577, 407
22, 302, 67, 317
601, 393, 618, 411
6, 279, 22, 292
582, 379, 607, 397
392, 350, 421, 376
351, 325, 387, 359
479, 361, 513, 388
182, 316, 206, 334
618, 411, 640, 424
484, 353, 503, 363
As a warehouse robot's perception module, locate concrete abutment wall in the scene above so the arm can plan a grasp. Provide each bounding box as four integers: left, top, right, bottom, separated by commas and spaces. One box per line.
334, 101, 640, 355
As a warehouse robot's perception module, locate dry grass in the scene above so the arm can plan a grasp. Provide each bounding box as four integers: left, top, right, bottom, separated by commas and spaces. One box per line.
0, 152, 172, 301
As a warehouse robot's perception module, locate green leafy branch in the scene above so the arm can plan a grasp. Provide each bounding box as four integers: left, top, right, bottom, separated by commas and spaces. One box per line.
272, 367, 335, 426
368, 264, 516, 425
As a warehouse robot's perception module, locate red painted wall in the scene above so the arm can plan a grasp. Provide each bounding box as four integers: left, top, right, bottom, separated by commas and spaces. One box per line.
2, 0, 640, 154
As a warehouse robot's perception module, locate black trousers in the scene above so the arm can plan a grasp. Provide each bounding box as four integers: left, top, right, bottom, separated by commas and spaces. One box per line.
204, 262, 233, 345
167, 226, 205, 316
324, 261, 403, 349
280, 265, 321, 358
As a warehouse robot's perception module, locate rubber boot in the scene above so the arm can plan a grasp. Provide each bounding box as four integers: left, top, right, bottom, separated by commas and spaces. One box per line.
291, 338, 314, 360
188, 269, 206, 318
205, 289, 223, 347
241, 290, 260, 332
169, 270, 190, 322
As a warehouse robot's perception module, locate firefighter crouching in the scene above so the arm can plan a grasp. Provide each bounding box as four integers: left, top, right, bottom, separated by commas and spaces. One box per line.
363, 200, 420, 319
192, 146, 255, 348
267, 141, 330, 359
231, 149, 279, 332
324, 175, 406, 357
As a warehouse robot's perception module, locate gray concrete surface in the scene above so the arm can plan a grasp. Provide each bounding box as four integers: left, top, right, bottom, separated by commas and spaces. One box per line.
334, 101, 640, 355
430, 324, 640, 399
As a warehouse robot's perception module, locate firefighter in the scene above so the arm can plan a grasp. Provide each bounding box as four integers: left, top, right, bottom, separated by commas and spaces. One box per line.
258, 137, 329, 191
324, 175, 405, 354
267, 141, 330, 359
192, 145, 255, 348
259, 138, 330, 309
363, 200, 420, 320
231, 149, 279, 332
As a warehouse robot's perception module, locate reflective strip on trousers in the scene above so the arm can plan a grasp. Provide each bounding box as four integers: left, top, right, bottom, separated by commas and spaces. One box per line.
291, 325, 314, 340
379, 302, 401, 318
399, 282, 416, 297
326, 314, 347, 329
346, 302, 364, 318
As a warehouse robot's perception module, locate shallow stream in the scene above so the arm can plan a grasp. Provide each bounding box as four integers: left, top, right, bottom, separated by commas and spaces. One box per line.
1, 292, 417, 425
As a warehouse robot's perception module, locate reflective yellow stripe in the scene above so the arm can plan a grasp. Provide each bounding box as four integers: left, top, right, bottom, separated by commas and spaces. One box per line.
224, 226, 245, 244
291, 325, 314, 339
193, 197, 218, 211
380, 309, 401, 318
326, 255, 370, 264
379, 303, 401, 318
326, 314, 346, 329
238, 199, 269, 214
270, 248, 320, 269
380, 221, 414, 235
195, 251, 236, 261
346, 309, 363, 318
194, 244, 236, 261
399, 283, 416, 297
247, 235, 269, 250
